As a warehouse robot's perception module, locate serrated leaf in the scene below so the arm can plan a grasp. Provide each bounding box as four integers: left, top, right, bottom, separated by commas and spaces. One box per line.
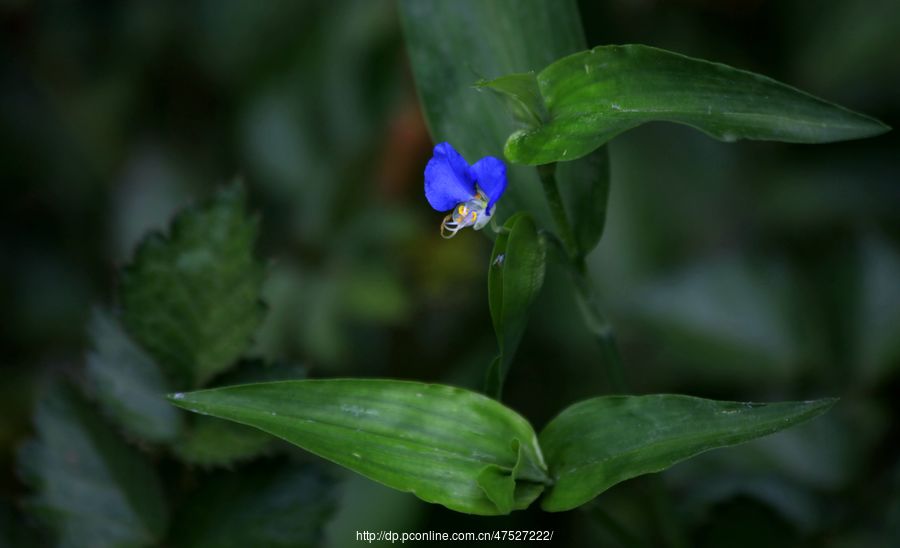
538, 394, 836, 511
171, 461, 336, 548
486, 213, 546, 398
85, 309, 181, 443
173, 415, 275, 468
18, 382, 168, 547
168, 379, 549, 515
121, 185, 265, 388
499, 44, 889, 165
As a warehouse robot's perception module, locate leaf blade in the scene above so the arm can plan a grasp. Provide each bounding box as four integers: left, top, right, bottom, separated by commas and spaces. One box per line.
168, 379, 549, 515
18, 382, 168, 547
539, 394, 836, 511
173, 415, 274, 468
121, 185, 265, 388
503, 44, 889, 165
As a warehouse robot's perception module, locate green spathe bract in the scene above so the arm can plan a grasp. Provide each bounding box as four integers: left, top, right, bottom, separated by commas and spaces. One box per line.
168, 379, 549, 516
486, 213, 546, 398
489, 44, 889, 165
538, 395, 838, 511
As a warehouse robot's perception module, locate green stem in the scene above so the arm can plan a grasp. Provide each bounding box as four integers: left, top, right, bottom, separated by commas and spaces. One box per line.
537, 163, 627, 394
536, 162, 685, 547
571, 262, 628, 394
537, 163, 578, 258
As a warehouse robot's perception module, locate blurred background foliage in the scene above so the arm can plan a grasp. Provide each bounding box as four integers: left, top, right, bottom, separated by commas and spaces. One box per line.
1, 0, 898, 546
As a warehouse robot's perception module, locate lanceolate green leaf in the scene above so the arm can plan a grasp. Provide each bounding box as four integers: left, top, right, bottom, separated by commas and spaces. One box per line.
486, 213, 546, 398
500, 44, 889, 165
538, 395, 836, 512
168, 380, 550, 515
18, 383, 168, 547
121, 185, 265, 388
172, 361, 306, 467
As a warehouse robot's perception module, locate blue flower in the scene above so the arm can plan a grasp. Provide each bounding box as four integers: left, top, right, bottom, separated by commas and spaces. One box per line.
424, 142, 507, 238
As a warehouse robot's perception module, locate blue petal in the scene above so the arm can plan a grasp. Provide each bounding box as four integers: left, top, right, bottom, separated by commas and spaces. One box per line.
471, 156, 507, 210
424, 142, 476, 211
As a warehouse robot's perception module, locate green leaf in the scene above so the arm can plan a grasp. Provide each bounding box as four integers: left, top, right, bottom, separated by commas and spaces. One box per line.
171, 462, 336, 548
172, 361, 307, 467
85, 309, 181, 443
121, 185, 265, 388
486, 213, 546, 398
500, 44, 889, 165
168, 379, 549, 515
399, 0, 591, 228
557, 146, 611, 256
18, 382, 168, 547
538, 394, 836, 512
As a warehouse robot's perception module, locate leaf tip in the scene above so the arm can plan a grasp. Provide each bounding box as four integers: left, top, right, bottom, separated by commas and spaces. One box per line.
808, 396, 839, 413
871, 118, 892, 135
842, 114, 892, 141
166, 391, 194, 409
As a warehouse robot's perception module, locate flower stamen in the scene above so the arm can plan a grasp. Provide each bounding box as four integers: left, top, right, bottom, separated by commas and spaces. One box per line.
440, 215, 462, 239
439, 188, 494, 238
